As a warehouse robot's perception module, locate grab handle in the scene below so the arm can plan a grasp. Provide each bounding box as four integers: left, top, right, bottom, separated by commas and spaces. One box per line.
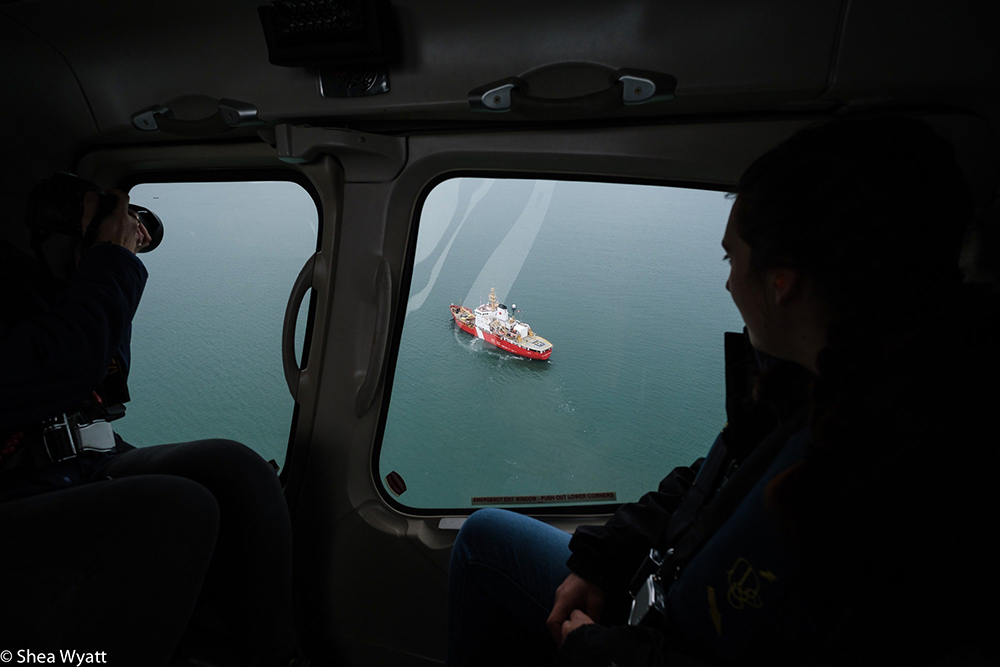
356, 259, 393, 418
511, 82, 623, 119
131, 99, 262, 136
469, 69, 676, 120
282, 254, 316, 400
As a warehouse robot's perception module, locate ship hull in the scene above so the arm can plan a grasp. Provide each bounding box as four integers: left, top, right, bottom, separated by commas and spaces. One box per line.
450, 305, 552, 360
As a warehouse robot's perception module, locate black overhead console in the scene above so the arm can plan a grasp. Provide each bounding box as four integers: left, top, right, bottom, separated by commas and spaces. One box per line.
258, 0, 398, 98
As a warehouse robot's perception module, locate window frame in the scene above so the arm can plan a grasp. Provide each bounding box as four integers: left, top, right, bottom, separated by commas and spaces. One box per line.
116, 169, 325, 484
374, 168, 735, 517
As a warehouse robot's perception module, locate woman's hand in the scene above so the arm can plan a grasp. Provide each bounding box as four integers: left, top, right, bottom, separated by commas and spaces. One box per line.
82, 189, 149, 254
546, 572, 605, 645
559, 609, 596, 644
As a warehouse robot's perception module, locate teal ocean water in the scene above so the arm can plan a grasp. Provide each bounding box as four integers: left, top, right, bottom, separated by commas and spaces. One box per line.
113, 178, 741, 511
380, 179, 742, 510
113, 182, 316, 466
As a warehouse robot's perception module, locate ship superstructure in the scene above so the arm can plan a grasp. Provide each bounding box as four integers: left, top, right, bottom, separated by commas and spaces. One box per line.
450, 288, 552, 360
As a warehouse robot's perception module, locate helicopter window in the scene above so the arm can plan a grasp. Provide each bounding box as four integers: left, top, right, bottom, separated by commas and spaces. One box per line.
113, 181, 318, 469
378, 177, 742, 511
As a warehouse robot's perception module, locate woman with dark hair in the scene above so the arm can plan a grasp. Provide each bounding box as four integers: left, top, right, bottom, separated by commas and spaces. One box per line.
446, 117, 999, 666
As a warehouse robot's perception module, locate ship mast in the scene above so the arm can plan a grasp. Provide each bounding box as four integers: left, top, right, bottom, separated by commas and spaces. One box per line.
488, 287, 498, 311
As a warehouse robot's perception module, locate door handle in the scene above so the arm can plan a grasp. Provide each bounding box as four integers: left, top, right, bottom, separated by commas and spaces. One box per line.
282, 254, 316, 400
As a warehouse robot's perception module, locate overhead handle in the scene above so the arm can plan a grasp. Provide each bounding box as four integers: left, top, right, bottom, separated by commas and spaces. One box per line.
131, 99, 263, 136
356, 258, 393, 418
282, 254, 317, 400
469, 69, 676, 119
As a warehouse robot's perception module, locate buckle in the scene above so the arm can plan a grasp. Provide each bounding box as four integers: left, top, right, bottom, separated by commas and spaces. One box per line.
42, 413, 78, 462
74, 421, 116, 453
41, 414, 117, 463
629, 574, 669, 628
629, 547, 669, 597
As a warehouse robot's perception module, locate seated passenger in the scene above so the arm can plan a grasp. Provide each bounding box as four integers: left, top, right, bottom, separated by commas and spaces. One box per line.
0, 188, 302, 666
446, 117, 1000, 666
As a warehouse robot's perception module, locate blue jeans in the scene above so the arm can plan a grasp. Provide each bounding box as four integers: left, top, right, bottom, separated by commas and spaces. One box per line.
447, 508, 573, 667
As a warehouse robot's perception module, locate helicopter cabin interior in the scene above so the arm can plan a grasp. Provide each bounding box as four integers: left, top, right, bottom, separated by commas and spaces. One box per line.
1, 0, 998, 664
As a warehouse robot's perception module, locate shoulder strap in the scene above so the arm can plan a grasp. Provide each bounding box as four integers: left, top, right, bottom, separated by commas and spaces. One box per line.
663, 330, 758, 546
659, 330, 808, 575
668, 408, 807, 570
664, 434, 729, 547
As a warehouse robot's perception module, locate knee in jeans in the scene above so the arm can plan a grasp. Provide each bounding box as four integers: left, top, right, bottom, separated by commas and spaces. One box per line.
457, 508, 501, 542
130, 476, 218, 529
453, 509, 511, 560
198, 438, 256, 459
100, 476, 220, 566
170, 439, 273, 482
203, 439, 271, 472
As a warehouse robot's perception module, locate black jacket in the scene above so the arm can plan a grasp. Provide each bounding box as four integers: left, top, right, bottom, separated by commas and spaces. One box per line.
558, 289, 1000, 666
559, 334, 814, 666
1, 242, 147, 433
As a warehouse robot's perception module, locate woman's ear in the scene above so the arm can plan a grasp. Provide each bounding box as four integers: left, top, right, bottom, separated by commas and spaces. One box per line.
770, 268, 799, 306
